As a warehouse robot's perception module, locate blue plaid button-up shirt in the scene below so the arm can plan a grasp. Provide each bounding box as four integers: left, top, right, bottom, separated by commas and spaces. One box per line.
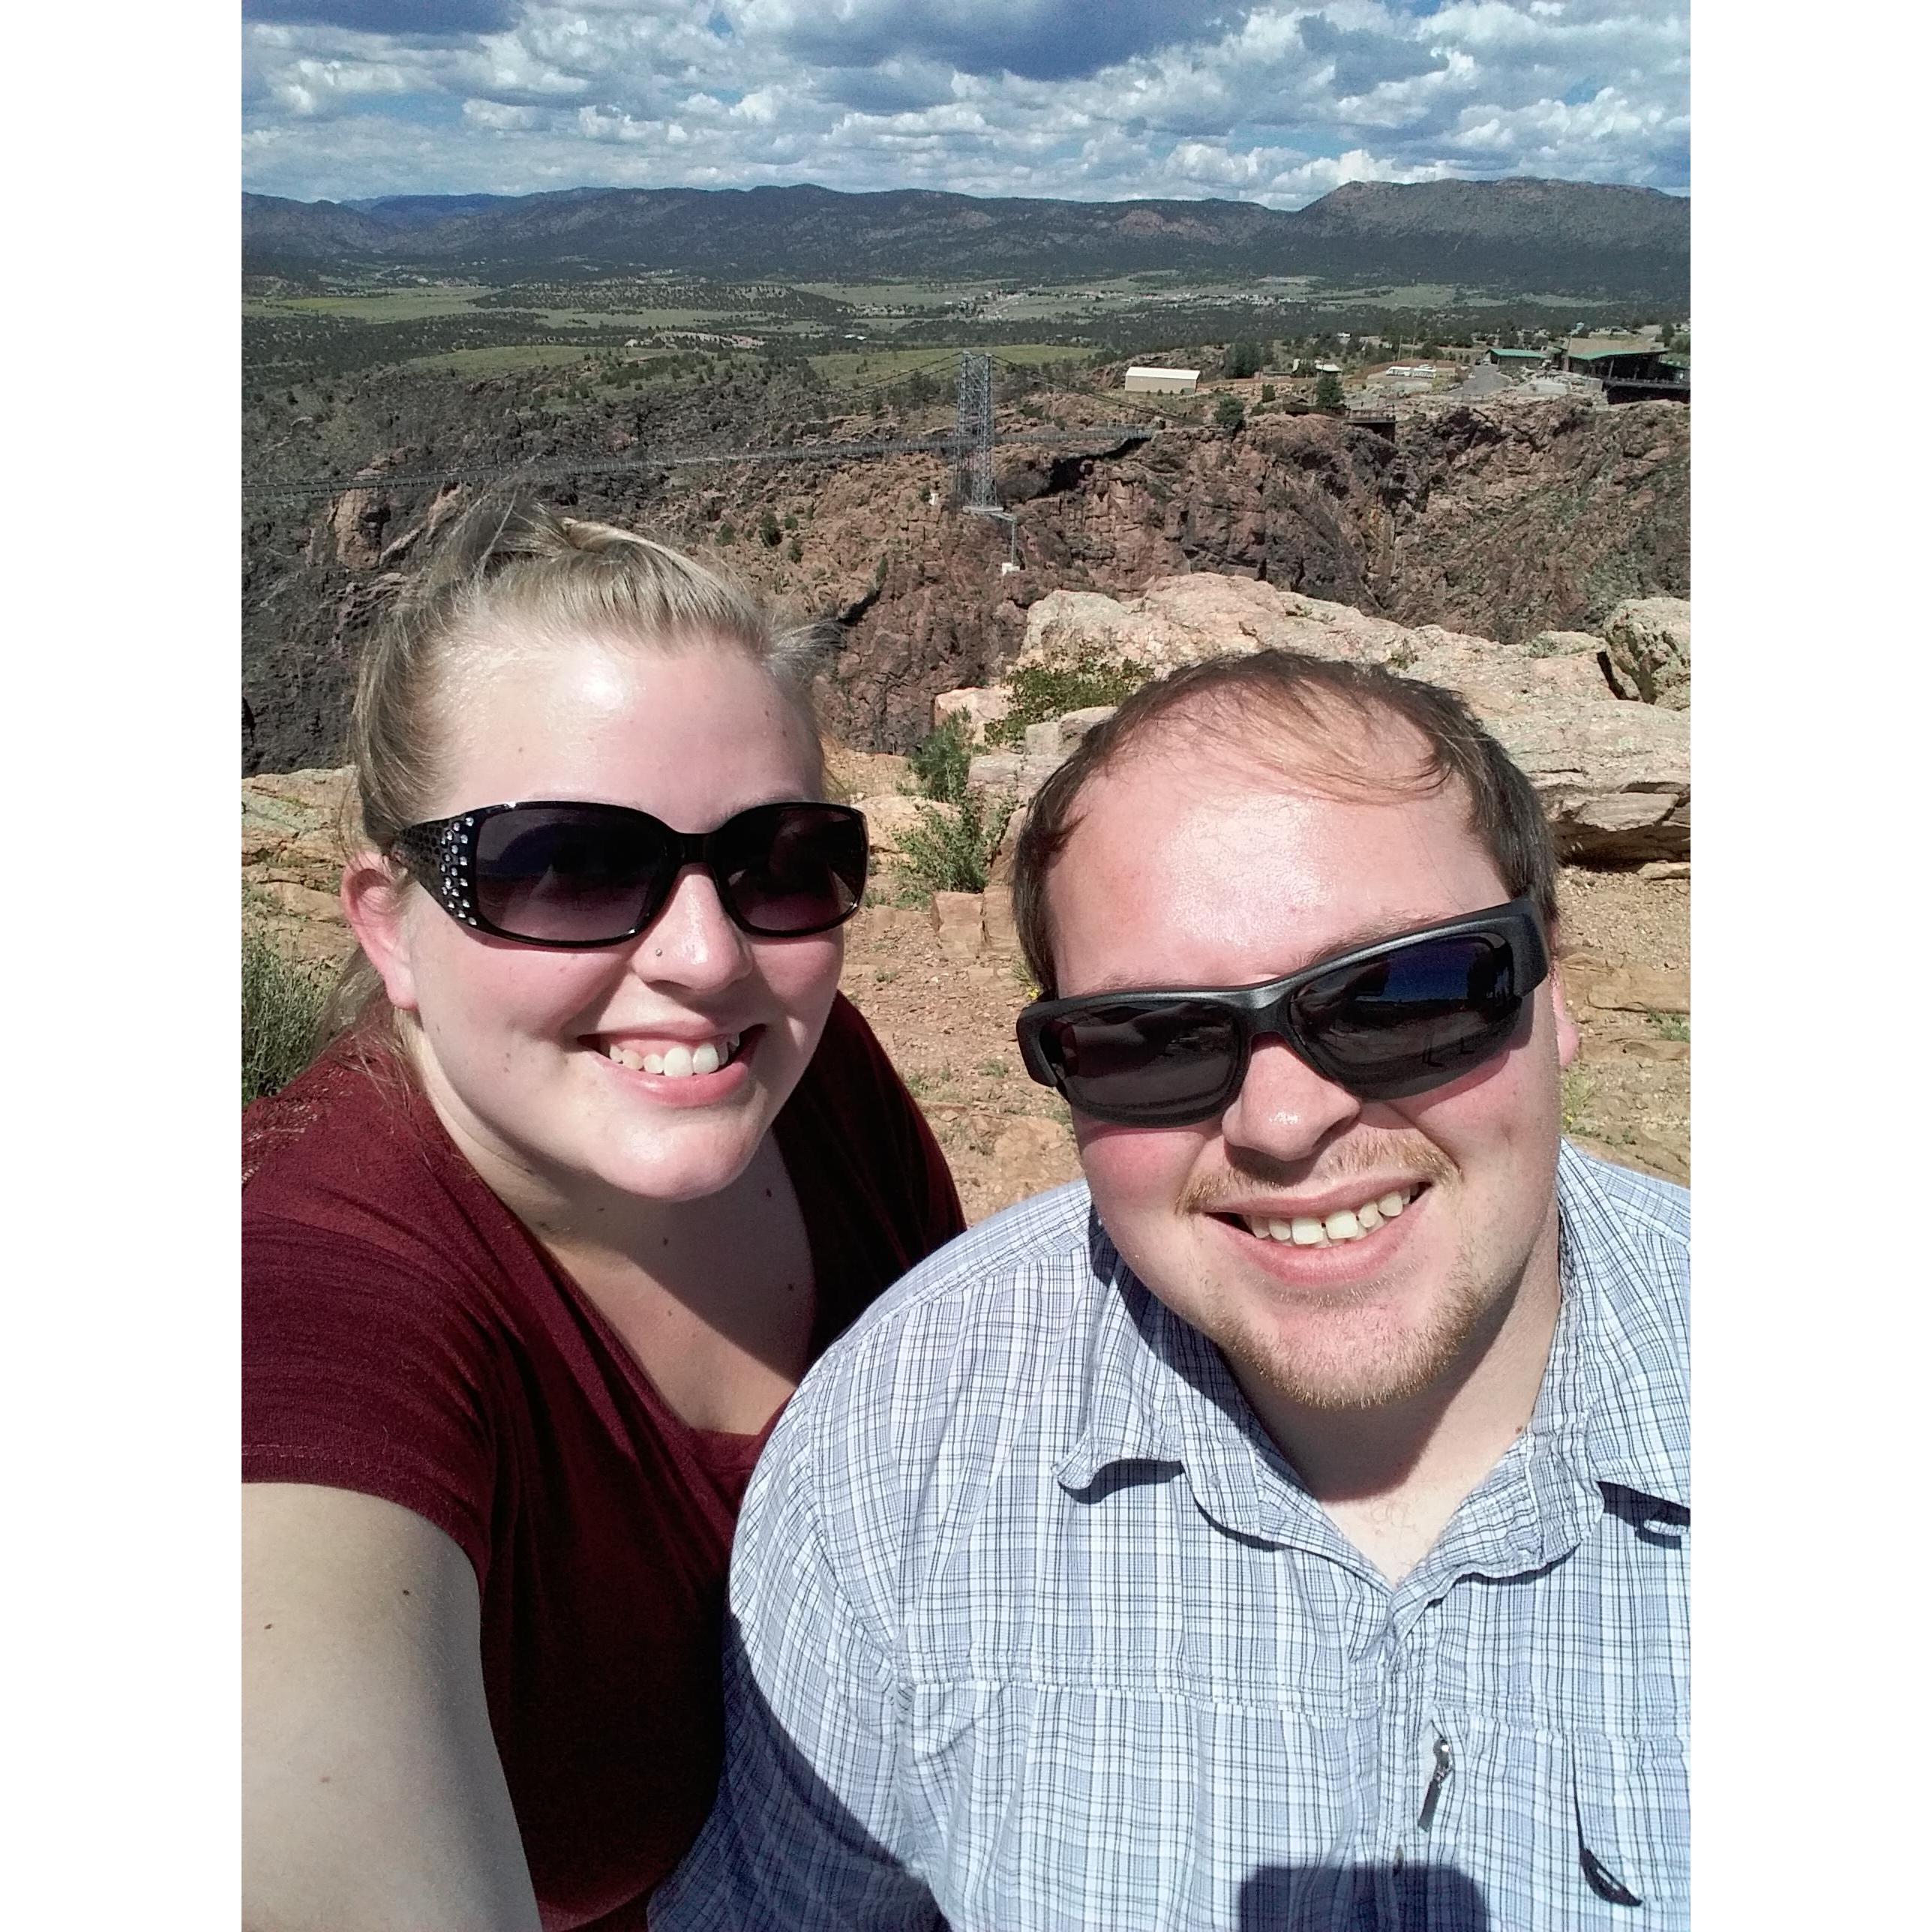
655, 1144, 1689, 1931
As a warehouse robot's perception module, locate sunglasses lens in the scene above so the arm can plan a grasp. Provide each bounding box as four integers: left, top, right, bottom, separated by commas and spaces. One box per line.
713, 804, 868, 936
472, 806, 670, 944
1294, 932, 1524, 1095
1042, 1002, 1242, 1123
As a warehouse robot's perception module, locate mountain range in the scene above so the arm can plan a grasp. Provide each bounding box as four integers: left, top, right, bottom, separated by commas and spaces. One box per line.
243, 178, 1689, 303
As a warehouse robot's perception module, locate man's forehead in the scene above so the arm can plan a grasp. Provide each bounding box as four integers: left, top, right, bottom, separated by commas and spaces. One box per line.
1078, 700, 1448, 824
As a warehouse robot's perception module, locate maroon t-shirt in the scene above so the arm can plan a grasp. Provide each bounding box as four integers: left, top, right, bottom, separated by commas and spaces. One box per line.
243, 993, 964, 1930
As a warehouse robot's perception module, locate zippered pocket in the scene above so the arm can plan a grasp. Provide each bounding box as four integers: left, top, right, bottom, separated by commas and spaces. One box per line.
1568, 1730, 1689, 1922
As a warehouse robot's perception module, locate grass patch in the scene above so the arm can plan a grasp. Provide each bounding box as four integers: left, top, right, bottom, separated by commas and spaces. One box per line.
386, 342, 614, 377
894, 791, 1016, 899
984, 652, 1150, 749
1647, 1012, 1690, 1042
906, 713, 973, 806
245, 285, 491, 321
242, 924, 332, 1106
806, 346, 964, 387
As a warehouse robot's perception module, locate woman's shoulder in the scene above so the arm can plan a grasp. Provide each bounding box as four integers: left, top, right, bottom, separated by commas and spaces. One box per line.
247, 1033, 486, 1234
243, 1038, 538, 1558
245, 1030, 412, 1190
244, 1031, 545, 1343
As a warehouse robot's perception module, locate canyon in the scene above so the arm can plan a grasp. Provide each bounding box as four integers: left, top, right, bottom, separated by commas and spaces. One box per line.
245, 390, 1687, 775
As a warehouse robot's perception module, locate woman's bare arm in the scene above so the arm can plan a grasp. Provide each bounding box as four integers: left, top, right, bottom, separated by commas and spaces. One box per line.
242, 1484, 542, 1932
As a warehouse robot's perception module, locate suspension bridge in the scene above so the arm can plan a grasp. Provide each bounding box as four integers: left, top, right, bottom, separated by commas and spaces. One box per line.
239, 351, 1166, 512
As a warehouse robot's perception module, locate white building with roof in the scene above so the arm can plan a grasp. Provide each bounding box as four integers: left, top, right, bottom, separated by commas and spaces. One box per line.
1124, 366, 1199, 394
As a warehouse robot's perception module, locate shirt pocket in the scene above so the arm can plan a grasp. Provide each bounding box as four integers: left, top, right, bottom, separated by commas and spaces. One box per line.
1568, 1729, 1689, 1927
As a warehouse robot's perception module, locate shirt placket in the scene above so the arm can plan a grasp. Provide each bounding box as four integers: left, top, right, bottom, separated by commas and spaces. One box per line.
1375, 1588, 1453, 1928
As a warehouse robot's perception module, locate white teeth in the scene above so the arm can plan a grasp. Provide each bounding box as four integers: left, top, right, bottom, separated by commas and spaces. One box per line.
1240, 1187, 1417, 1244
607, 1033, 741, 1078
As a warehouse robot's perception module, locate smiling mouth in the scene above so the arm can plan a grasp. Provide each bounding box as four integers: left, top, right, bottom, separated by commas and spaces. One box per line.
1219, 1184, 1424, 1248
598, 1030, 744, 1078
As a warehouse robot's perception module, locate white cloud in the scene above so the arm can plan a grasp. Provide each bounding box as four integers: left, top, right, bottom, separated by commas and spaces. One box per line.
242, 0, 1688, 206
460, 98, 543, 130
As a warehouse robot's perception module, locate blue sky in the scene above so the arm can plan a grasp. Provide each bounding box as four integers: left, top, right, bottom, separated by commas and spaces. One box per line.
242, 1, 1688, 208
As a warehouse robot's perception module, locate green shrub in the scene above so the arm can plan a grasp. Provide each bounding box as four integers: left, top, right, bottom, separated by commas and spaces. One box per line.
907, 712, 973, 804
785, 536, 803, 562
894, 790, 1014, 898
1314, 370, 1346, 410
759, 508, 782, 547
984, 652, 1151, 749
1214, 393, 1246, 430
242, 924, 331, 1106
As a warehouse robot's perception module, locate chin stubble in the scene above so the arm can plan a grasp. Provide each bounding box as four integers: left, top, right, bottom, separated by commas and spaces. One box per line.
1216, 1256, 1498, 1413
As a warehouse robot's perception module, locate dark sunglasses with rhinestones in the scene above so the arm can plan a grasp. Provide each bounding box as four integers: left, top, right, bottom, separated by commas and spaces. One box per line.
1016, 899, 1550, 1127
391, 799, 869, 948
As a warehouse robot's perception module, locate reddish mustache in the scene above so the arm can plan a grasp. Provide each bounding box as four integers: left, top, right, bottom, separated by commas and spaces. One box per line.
1178, 1135, 1456, 1217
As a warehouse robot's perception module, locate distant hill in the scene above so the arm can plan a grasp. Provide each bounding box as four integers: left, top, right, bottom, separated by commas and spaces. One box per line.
242, 178, 1688, 303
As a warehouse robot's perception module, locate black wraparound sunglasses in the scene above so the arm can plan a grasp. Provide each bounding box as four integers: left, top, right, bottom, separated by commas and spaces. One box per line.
392, 799, 868, 948
1016, 898, 1550, 1126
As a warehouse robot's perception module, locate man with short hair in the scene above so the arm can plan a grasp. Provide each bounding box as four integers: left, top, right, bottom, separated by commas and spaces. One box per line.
655, 650, 1689, 1931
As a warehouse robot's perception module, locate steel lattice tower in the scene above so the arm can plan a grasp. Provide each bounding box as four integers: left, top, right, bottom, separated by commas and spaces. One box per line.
954, 351, 994, 508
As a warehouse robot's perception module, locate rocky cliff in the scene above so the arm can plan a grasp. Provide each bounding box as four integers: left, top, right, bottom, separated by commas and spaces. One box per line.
244, 394, 1686, 773
943, 578, 1691, 868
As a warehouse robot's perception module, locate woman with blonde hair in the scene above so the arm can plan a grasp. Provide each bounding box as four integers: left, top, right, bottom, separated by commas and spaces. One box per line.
242, 498, 963, 1930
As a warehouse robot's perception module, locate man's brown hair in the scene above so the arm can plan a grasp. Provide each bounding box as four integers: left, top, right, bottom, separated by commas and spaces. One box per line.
1010, 648, 1558, 998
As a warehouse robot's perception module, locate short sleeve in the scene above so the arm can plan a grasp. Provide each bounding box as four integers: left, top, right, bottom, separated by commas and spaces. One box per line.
243, 1214, 500, 1583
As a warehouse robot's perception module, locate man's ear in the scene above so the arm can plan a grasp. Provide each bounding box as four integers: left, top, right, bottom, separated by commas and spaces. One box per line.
342, 854, 421, 1015
1548, 938, 1582, 1072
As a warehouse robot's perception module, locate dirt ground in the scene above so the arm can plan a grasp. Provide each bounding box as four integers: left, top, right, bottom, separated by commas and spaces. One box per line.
842, 863, 1689, 1225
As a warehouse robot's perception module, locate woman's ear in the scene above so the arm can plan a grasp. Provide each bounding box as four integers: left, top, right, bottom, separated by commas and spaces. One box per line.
341, 854, 421, 1015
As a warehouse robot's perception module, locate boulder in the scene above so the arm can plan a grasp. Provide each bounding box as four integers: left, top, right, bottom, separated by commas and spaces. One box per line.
1059, 705, 1118, 745
932, 686, 1012, 742
985, 806, 1028, 890
982, 887, 1022, 959
968, 751, 1064, 802
970, 578, 1689, 864
1476, 700, 1690, 865
1584, 964, 1691, 1015
930, 892, 986, 960
243, 766, 353, 898
1601, 596, 1690, 707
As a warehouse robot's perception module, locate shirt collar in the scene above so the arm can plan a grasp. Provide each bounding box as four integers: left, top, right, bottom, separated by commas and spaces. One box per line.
1054, 1147, 1688, 1528
1532, 1142, 1690, 1510
1055, 1210, 1318, 1546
